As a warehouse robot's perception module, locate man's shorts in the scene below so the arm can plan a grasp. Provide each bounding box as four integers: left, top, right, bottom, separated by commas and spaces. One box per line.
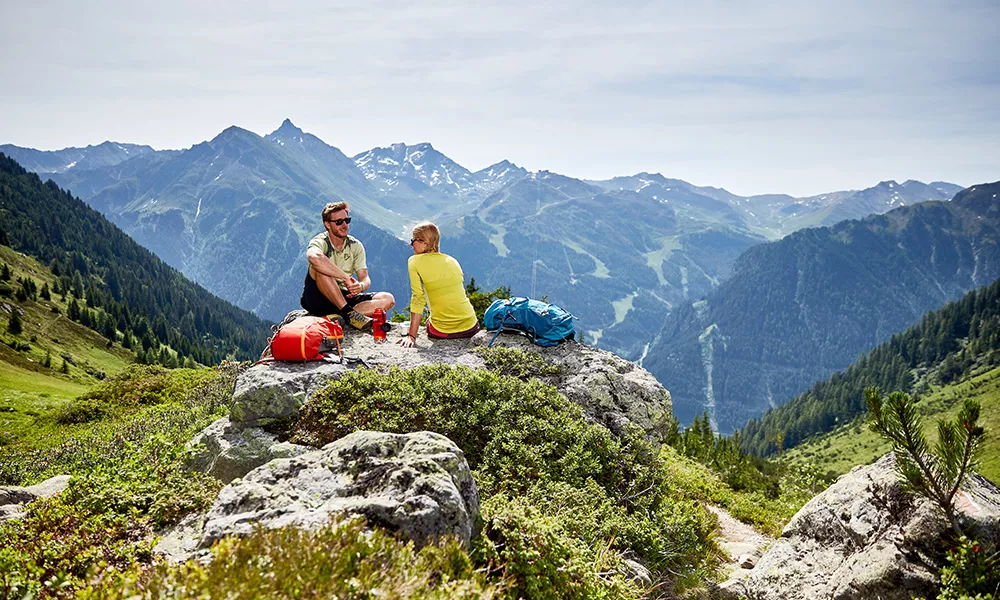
300, 273, 375, 316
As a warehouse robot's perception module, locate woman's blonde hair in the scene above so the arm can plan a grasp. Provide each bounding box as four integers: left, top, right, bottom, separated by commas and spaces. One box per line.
412, 222, 440, 253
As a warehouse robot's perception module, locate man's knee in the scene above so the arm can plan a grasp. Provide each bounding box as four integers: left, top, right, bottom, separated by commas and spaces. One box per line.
375, 292, 395, 310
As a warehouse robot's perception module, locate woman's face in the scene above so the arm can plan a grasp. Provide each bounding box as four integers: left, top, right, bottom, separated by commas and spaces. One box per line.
410, 234, 426, 254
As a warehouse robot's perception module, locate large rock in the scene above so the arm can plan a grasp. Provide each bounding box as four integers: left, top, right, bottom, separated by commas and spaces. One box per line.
231, 327, 671, 438
198, 430, 479, 550
0, 475, 72, 522
186, 417, 311, 483
727, 453, 1000, 600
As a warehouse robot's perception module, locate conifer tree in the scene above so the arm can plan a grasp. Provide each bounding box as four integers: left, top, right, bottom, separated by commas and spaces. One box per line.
7, 311, 22, 335
865, 386, 985, 536
0, 263, 10, 281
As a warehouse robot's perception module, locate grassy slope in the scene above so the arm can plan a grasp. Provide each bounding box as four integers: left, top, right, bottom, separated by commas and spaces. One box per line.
0, 245, 134, 447
783, 365, 1000, 484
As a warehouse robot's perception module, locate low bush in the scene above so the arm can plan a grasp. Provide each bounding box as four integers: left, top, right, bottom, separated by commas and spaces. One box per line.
938, 537, 1000, 600
80, 517, 502, 600
294, 363, 722, 594
0, 497, 153, 600
473, 346, 560, 380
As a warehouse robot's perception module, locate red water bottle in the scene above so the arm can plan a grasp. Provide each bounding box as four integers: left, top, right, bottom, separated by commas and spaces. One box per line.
372, 308, 387, 341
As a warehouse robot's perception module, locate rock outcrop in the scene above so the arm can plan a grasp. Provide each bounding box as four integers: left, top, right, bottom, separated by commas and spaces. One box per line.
0, 475, 71, 521
723, 453, 1000, 600
199, 430, 479, 549
230, 327, 671, 437
186, 417, 311, 483
173, 325, 671, 562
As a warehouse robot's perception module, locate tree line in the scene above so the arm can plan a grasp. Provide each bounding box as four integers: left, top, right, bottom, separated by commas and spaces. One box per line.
0, 153, 271, 364
741, 275, 1000, 457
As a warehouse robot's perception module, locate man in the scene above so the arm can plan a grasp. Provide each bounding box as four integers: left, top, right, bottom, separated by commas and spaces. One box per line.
300, 201, 394, 330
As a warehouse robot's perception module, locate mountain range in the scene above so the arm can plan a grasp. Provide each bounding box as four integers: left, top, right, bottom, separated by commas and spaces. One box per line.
643, 181, 1000, 433
1, 121, 971, 431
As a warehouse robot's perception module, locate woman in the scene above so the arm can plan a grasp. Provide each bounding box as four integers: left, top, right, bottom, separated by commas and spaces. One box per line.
397, 222, 481, 347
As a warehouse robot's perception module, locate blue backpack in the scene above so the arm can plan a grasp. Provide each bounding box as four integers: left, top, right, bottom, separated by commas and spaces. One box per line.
483, 297, 576, 347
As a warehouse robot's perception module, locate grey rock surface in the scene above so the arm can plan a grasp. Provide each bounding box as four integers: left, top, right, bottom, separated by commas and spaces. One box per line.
0, 475, 72, 522
233, 326, 671, 438
198, 430, 480, 550
186, 417, 311, 483
730, 453, 1000, 600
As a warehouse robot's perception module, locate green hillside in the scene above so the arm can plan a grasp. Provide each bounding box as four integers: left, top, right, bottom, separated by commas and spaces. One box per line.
782, 364, 1000, 484
741, 271, 1000, 457
0, 245, 139, 447
0, 152, 271, 364
649, 181, 1000, 432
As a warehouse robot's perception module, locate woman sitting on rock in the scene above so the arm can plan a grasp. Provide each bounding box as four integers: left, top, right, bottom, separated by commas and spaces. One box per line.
397, 222, 481, 347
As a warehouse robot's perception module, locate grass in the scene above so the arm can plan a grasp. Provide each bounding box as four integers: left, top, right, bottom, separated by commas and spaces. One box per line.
783, 365, 1000, 484
0, 246, 137, 447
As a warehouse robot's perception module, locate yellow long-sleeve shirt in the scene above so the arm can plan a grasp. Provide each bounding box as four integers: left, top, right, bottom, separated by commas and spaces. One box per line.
407, 252, 478, 334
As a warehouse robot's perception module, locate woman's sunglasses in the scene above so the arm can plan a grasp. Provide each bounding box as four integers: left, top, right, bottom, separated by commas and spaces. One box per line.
325, 217, 352, 225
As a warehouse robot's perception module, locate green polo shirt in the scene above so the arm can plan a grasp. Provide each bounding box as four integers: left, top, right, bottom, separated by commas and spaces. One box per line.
308, 232, 367, 292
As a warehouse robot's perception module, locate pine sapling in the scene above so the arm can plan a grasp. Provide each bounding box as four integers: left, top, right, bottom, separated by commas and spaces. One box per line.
865, 386, 985, 537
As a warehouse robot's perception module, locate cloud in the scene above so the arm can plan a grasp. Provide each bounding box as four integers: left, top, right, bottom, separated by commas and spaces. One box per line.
0, 0, 997, 195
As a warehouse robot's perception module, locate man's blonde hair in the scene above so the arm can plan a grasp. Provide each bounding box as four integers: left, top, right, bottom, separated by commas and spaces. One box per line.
322, 201, 350, 221
412, 222, 440, 253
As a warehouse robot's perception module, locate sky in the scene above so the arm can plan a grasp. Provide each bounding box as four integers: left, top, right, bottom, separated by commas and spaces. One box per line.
1, 0, 997, 197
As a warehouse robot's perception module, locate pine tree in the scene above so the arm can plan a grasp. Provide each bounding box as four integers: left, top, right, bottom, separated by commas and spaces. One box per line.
0, 263, 10, 281
7, 311, 22, 335
866, 386, 985, 536
43, 348, 51, 368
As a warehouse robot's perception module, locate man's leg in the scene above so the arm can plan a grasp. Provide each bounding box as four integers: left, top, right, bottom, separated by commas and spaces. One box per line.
313, 271, 348, 312
350, 292, 395, 317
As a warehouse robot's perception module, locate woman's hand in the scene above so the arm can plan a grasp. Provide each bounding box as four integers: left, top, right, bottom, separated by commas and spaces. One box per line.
396, 333, 417, 348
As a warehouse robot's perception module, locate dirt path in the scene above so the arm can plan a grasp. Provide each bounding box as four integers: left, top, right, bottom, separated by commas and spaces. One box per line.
704, 504, 773, 574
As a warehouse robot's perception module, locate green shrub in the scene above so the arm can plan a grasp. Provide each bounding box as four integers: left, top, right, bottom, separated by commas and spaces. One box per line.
294, 365, 622, 496
1, 363, 239, 486
476, 493, 644, 600
938, 537, 1000, 600
54, 398, 107, 424
62, 432, 222, 528
74, 364, 207, 409
294, 364, 721, 591
0, 496, 153, 600
473, 346, 560, 380
81, 518, 502, 600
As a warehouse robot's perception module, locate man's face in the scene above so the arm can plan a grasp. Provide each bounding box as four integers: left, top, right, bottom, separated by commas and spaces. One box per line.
324, 209, 350, 238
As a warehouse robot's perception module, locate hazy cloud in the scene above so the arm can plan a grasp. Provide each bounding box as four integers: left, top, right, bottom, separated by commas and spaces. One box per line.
1, 0, 997, 195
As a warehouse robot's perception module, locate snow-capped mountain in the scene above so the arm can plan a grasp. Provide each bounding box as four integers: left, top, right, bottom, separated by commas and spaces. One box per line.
353, 143, 526, 219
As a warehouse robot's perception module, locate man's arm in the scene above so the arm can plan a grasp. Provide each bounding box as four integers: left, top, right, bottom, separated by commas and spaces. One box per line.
345, 268, 370, 297
307, 247, 351, 281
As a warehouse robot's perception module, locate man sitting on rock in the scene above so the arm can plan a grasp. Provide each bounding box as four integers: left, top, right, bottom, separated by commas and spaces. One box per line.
300, 201, 394, 330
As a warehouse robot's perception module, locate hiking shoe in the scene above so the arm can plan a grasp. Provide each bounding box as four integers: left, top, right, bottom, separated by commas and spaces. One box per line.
344, 309, 372, 331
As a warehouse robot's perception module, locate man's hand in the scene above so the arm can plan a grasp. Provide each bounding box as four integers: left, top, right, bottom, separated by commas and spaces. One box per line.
344, 277, 362, 298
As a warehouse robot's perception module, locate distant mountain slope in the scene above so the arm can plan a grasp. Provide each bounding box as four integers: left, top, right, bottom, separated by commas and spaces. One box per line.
45, 121, 412, 320
0, 141, 156, 174
439, 171, 766, 358
741, 273, 1000, 457
0, 152, 271, 362
643, 181, 1000, 433
596, 174, 963, 239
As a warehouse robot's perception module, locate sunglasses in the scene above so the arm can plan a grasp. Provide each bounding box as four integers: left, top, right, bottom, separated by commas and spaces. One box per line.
325, 217, 352, 225
410, 238, 423, 245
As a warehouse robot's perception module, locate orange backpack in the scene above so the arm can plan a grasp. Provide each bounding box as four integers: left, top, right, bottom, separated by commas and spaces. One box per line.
267, 315, 343, 361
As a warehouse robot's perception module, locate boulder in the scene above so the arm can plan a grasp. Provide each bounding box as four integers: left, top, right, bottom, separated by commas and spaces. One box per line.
186, 417, 311, 483
231, 326, 670, 438
198, 430, 480, 550
0, 474, 72, 522
729, 453, 1000, 600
